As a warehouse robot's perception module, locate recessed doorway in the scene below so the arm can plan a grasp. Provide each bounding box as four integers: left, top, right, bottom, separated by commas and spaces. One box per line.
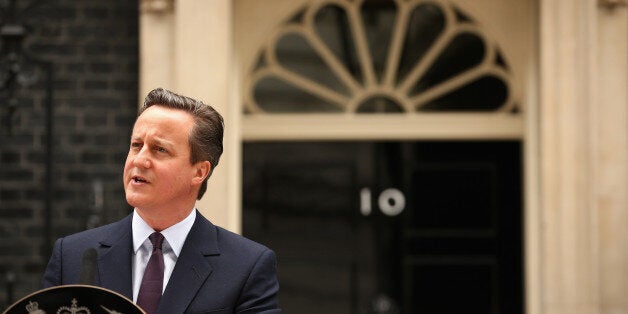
243, 140, 523, 314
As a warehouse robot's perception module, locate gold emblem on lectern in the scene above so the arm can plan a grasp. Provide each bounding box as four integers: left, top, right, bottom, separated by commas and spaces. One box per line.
8, 287, 135, 314
56, 298, 90, 314
25, 301, 46, 314
100, 305, 124, 314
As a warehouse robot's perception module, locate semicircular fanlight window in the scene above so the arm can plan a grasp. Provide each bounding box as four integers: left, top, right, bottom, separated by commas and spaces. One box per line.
245, 0, 517, 114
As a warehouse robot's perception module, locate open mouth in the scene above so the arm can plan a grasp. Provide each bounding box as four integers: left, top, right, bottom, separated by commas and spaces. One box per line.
132, 176, 148, 183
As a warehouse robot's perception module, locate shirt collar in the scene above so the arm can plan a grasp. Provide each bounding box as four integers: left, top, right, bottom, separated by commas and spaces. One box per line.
132, 208, 196, 258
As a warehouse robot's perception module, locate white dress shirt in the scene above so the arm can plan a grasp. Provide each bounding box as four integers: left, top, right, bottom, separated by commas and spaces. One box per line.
131, 208, 196, 302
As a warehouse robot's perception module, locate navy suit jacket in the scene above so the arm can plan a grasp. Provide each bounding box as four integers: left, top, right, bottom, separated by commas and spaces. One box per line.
41, 211, 280, 313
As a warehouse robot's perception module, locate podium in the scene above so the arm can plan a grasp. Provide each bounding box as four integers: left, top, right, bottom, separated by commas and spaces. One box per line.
3, 285, 145, 314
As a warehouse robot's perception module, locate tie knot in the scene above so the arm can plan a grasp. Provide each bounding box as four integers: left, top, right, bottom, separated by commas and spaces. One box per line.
149, 232, 164, 250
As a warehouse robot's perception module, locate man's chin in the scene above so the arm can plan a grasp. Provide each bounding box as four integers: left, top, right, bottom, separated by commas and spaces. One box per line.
125, 193, 148, 209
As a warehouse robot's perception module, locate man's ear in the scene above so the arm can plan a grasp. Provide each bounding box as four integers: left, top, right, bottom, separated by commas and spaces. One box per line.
192, 161, 211, 185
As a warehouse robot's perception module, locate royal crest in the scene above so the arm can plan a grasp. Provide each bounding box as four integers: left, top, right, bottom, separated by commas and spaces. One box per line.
56, 298, 90, 314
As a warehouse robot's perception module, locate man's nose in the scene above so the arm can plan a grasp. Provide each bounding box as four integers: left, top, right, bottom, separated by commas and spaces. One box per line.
133, 147, 152, 168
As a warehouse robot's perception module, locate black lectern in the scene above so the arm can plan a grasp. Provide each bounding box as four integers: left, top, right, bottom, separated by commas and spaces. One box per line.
3, 285, 145, 314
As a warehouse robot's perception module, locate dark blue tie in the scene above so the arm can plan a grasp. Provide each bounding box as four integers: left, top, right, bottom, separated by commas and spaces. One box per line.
137, 232, 165, 314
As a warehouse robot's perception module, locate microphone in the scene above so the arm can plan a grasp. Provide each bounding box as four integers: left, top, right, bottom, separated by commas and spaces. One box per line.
79, 248, 98, 285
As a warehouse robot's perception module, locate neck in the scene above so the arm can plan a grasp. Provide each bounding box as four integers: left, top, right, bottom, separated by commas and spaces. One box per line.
135, 206, 194, 231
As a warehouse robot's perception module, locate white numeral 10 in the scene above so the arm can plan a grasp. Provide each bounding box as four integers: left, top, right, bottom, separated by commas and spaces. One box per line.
360, 188, 406, 217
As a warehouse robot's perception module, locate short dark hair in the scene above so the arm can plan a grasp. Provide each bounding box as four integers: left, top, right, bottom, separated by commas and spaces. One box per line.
139, 88, 224, 200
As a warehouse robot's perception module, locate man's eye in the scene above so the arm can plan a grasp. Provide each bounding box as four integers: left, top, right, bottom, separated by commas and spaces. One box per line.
156, 147, 167, 153
131, 142, 142, 148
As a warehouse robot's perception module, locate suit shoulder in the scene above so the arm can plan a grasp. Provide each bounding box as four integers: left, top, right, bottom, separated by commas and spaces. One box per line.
214, 225, 272, 256
60, 215, 131, 246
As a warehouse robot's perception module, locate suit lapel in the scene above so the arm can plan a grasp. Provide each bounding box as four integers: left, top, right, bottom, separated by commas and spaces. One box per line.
158, 212, 220, 314
97, 214, 134, 300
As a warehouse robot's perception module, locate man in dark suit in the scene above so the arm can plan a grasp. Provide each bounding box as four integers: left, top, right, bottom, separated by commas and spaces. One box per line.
41, 88, 280, 313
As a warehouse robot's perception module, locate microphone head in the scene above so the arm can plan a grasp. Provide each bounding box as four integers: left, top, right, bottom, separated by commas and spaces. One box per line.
79, 248, 98, 285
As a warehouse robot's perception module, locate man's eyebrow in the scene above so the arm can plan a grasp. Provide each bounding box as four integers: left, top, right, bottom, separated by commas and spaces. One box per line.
151, 138, 175, 148
130, 136, 173, 147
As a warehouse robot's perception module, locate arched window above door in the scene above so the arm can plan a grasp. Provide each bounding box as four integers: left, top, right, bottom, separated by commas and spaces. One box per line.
244, 0, 519, 114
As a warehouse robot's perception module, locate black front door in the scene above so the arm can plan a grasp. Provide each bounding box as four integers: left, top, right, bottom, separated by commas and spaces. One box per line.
243, 141, 523, 314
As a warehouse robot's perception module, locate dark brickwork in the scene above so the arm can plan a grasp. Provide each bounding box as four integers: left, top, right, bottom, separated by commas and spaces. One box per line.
0, 0, 138, 307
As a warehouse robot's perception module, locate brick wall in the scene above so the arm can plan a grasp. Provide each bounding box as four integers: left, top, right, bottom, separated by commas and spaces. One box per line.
0, 0, 138, 307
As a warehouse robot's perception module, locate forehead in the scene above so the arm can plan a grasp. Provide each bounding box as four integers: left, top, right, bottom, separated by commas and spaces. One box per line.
133, 105, 195, 138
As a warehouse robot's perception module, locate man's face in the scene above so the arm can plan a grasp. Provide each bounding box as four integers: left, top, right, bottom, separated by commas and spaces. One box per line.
123, 105, 202, 214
